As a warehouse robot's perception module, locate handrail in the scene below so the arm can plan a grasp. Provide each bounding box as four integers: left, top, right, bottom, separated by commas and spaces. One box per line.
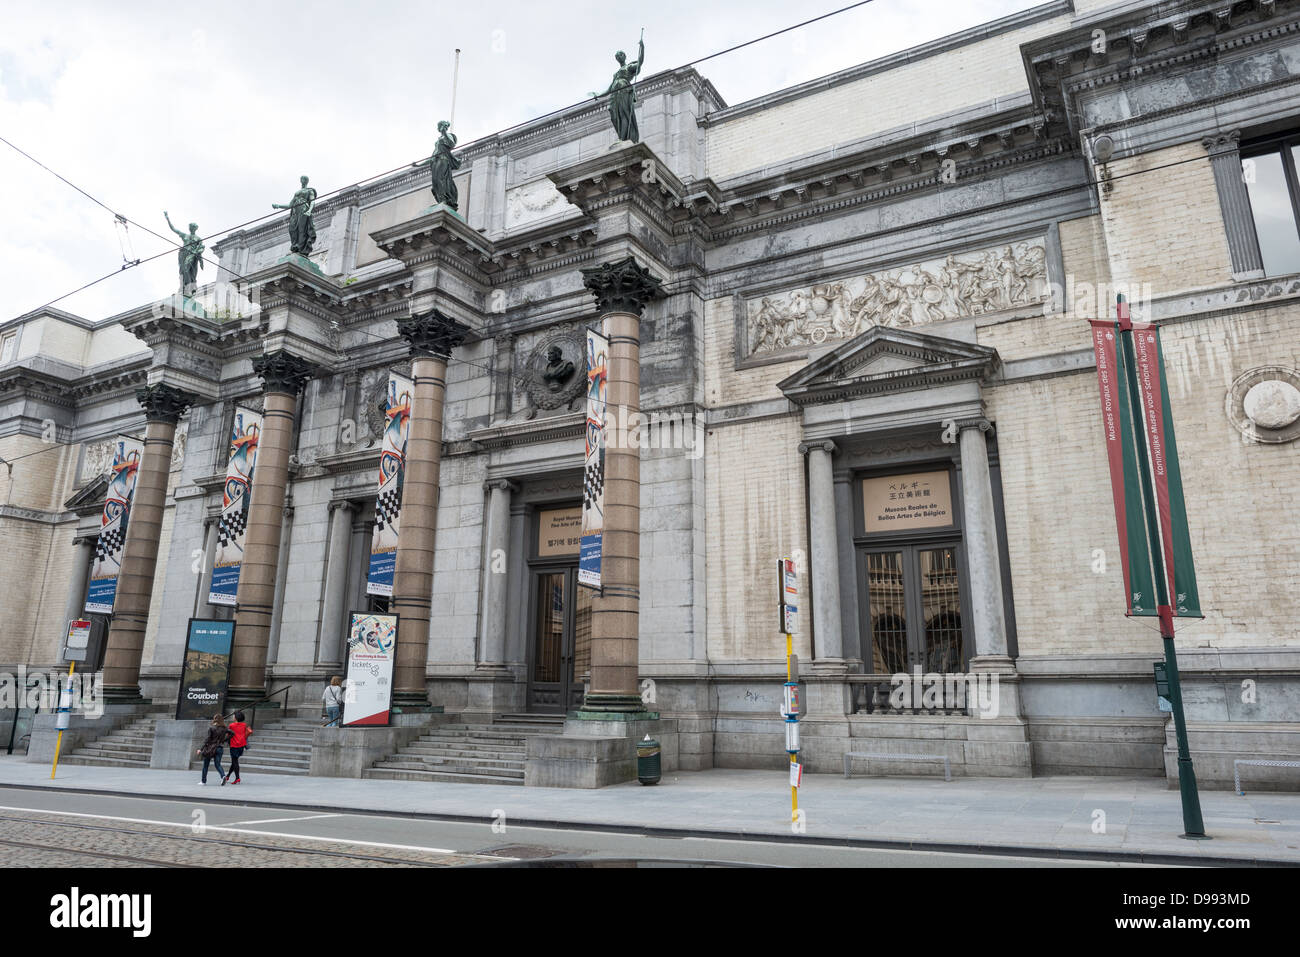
223, 686, 291, 730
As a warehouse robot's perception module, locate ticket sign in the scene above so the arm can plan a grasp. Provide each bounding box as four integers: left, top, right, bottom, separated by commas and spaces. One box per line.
862, 471, 953, 533
63, 620, 92, 663
343, 612, 397, 727
777, 558, 798, 633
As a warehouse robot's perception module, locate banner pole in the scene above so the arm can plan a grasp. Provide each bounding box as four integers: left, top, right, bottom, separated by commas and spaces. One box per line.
1115, 293, 1206, 838
50, 660, 75, 780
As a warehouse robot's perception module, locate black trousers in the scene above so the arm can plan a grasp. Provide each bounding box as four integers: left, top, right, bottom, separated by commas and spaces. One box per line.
228, 746, 244, 780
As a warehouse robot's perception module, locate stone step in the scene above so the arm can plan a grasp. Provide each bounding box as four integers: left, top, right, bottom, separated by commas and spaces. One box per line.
234, 757, 311, 770
363, 767, 524, 785
225, 765, 311, 777
378, 755, 525, 773
404, 744, 526, 759
422, 730, 528, 743
60, 755, 151, 769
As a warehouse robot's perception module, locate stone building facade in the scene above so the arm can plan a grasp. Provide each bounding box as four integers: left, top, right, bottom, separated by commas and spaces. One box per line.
3, 0, 1299, 786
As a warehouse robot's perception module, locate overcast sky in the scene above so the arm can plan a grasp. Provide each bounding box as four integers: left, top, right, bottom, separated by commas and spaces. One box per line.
0, 0, 1041, 325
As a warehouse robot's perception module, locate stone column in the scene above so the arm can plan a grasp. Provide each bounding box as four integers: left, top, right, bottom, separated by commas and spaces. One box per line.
266, 505, 295, 668
102, 384, 195, 700
195, 519, 218, 613
958, 420, 1008, 661
579, 258, 663, 712
1203, 129, 1265, 281
319, 500, 356, 668
229, 351, 315, 703
62, 537, 94, 631
492, 334, 515, 422
390, 310, 469, 709
800, 440, 844, 669
478, 479, 517, 671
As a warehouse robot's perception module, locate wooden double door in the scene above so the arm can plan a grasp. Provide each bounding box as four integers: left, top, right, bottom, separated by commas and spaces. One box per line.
526, 565, 593, 713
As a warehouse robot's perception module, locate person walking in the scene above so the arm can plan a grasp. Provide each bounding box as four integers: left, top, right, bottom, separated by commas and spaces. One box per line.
197, 714, 230, 785
322, 676, 344, 727
222, 711, 251, 785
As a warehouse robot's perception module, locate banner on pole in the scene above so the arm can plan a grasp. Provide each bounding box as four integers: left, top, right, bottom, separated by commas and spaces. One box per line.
579, 325, 608, 590
343, 612, 397, 726
209, 407, 262, 606
367, 372, 413, 597
85, 435, 144, 614
1089, 322, 1157, 616
1129, 321, 1202, 618
175, 619, 235, 720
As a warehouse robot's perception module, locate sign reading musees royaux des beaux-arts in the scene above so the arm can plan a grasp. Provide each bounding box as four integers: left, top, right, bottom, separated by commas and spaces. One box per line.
861, 471, 954, 533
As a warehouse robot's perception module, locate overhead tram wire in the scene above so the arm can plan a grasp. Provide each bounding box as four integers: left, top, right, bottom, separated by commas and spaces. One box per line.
6, 0, 888, 314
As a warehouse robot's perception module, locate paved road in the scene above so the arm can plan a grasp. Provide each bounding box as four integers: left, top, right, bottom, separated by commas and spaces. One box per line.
0, 787, 1159, 867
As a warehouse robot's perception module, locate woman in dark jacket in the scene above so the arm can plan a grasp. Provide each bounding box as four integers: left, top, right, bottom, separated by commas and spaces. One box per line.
197, 715, 230, 785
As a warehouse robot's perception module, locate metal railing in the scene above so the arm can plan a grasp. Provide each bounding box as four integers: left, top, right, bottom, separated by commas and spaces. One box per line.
224, 686, 291, 730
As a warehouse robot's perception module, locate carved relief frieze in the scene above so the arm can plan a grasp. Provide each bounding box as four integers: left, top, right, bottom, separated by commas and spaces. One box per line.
744, 238, 1049, 358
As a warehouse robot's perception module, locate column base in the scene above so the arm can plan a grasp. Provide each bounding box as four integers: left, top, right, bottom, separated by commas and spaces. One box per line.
578, 693, 646, 714
101, 686, 146, 704
391, 690, 437, 712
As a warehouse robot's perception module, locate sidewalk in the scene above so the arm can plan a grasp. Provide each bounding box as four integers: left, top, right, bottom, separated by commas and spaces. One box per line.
1, 755, 1296, 864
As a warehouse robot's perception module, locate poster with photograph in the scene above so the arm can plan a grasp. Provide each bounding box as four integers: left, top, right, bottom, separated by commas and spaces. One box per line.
175, 619, 235, 720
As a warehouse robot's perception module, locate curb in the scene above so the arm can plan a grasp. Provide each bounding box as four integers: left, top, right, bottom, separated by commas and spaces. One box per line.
2, 781, 1296, 868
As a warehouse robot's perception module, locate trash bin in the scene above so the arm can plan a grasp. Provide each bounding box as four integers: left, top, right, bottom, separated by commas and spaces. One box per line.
637, 735, 661, 786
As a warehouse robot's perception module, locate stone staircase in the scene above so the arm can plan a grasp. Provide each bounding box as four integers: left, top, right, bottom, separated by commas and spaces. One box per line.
232, 715, 317, 777
364, 714, 566, 785
60, 715, 158, 769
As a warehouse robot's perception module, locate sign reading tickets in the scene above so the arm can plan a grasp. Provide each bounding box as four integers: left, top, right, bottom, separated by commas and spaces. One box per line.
85, 434, 144, 614
579, 324, 608, 589
175, 619, 234, 720
539, 507, 582, 558
63, 619, 92, 663
862, 471, 953, 533
209, 407, 262, 606
367, 372, 413, 597
343, 612, 397, 726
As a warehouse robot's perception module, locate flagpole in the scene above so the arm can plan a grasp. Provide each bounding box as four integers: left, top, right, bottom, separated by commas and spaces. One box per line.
1114, 292, 1206, 839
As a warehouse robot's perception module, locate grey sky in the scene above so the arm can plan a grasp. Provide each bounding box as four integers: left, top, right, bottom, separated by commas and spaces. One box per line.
0, 0, 1039, 323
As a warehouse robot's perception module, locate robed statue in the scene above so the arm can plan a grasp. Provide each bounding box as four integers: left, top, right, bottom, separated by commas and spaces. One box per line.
590, 30, 645, 144
272, 175, 318, 256
412, 120, 461, 211
164, 211, 204, 294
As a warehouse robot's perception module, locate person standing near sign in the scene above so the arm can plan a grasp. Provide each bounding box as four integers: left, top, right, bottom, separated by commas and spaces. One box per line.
197, 715, 229, 785
322, 676, 344, 727
222, 711, 250, 785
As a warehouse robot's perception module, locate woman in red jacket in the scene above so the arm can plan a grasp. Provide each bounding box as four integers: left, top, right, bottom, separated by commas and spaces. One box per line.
222, 711, 251, 785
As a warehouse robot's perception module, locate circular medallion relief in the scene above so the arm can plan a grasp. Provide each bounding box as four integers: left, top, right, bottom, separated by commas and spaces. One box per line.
1226, 367, 1300, 444
522, 332, 586, 411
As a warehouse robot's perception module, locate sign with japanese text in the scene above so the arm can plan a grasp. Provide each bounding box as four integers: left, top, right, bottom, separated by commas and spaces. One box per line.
861, 471, 953, 533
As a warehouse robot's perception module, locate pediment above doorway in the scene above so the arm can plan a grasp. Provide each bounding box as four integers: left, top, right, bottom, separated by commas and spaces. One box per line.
777, 325, 1000, 406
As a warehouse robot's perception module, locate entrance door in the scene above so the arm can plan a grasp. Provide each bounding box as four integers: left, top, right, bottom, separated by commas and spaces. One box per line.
863, 544, 966, 675
526, 566, 592, 713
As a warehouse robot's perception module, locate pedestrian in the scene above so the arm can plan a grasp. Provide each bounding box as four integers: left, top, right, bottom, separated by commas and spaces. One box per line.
197, 714, 230, 785
223, 711, 251, 785
322, 675, 344, 727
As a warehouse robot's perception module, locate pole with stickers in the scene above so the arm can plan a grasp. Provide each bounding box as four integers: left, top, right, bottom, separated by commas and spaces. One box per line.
778, 558, 801, 822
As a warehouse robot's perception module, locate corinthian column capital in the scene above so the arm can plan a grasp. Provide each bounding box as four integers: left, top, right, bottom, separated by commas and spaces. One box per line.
580, 257, 664, 317
397, 310, 471, 360
252, 350, 316, 396
135, 383, 197, 424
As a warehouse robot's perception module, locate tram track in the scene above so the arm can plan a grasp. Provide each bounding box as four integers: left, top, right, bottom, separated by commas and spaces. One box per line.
0, 810, 498, 868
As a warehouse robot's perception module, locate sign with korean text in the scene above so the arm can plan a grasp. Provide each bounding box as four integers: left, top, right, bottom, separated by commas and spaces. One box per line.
861, 471, 953, 533
538, 507, 582, 558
